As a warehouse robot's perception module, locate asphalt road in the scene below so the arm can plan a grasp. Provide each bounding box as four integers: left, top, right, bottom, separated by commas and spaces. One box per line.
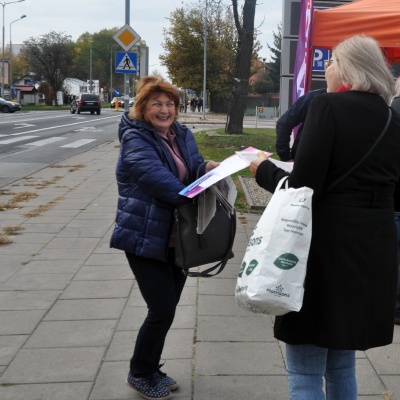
0, 109, 124, 188
0, 109, 276, 188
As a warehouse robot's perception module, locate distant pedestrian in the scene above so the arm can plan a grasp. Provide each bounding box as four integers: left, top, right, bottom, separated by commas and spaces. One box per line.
190, 98, 197, 112
197, 97, 203, 112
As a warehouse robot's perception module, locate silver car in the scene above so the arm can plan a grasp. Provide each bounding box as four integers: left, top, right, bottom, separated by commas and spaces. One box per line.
0, 97, 22, 113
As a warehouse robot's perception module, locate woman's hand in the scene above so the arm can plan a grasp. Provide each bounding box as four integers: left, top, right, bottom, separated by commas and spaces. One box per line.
205, 161, 220, 173
250, 152, 268, 177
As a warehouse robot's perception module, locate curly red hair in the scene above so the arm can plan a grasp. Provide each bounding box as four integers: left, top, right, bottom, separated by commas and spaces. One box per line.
129, 75, 180, 121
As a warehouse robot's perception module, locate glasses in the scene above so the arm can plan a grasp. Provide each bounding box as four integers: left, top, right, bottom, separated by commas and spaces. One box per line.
324, 59, 334, 69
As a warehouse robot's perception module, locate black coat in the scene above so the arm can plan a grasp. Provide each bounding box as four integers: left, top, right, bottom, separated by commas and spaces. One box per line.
256, 91, 400, 350
390, 97, 400, 212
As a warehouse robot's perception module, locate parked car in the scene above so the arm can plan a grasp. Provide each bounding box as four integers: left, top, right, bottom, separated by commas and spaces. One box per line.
0, 97, 22, 113
110, 96, 124, 109
70, 93, 101, 115
129, 97, 134, 108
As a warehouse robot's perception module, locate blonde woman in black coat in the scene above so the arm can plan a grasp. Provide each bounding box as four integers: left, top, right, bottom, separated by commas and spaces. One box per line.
250, 35, 400, 400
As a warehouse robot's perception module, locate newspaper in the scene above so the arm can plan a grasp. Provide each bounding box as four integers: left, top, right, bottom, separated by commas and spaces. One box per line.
180, 147, 291, 233
180, 147, 268, 198
267, 158, 293, 173
197, 177, 236, 234
235, 148, 293, 172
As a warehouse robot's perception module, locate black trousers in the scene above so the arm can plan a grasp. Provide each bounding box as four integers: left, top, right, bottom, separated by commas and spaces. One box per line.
125, 249, 187, 377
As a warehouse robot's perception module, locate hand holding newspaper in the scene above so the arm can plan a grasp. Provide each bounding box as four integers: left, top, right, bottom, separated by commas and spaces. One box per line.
181, 147, 293, 233
179, 146, 292, 198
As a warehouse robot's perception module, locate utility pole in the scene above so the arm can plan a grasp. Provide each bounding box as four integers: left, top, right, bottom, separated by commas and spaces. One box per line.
202, 0, 207, 120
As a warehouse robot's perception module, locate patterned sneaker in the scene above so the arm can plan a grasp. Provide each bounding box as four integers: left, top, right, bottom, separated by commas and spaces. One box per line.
126, 371, 171, 400
154, 370, 179, 391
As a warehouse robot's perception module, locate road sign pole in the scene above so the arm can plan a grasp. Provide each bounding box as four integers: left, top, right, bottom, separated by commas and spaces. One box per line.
124, 0, 130, 112
125, 74, 130, 111
113, 2, 141, 113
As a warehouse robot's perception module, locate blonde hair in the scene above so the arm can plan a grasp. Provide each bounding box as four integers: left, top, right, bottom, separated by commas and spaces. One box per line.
332, 35, 394, 104
129, 75, 180, 120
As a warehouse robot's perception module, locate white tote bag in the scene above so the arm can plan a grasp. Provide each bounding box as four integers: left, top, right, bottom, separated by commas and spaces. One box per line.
236, 177, 313, 316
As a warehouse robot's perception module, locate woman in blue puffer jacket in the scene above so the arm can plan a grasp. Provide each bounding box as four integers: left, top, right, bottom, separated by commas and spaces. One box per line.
110, 76, 219, 400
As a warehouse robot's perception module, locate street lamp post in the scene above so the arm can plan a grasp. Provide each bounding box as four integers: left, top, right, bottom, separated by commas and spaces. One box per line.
1, 0, 25, 97
110, 44, 118, 101
9, 13, 25, 98
89, 41, 92, 93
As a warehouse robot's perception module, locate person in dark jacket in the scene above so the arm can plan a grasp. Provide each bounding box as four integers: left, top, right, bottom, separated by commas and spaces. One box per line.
110, 75, 219, 400
250, 35, 400, 399
275, 88, 326, 161
390, 77, 400, 325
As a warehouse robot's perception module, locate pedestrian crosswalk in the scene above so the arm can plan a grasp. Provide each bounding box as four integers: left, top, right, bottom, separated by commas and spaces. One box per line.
0, 136, 39, 144
0, 135, 97, 148
61, 139, 96, 148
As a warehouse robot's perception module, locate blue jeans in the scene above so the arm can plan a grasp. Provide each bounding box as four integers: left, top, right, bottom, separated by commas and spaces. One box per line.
286, 344, 357, 400
395, 214, 400, 315
126, 249, 187, 377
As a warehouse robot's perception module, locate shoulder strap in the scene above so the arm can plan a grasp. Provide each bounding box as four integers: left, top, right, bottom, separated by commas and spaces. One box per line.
325, 108, 392, 193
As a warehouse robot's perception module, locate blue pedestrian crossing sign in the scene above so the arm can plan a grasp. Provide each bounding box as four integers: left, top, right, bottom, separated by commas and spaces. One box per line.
115, 52, 137, 74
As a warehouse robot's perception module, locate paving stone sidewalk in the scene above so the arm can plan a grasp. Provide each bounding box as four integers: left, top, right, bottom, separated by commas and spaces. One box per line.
0, 139, 399, 400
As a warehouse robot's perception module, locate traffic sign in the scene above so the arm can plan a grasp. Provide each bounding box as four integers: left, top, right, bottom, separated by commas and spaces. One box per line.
256, 107, 275, 120
114, 89, 121, 96
313, 48, 330, 71
115, 52, 138, 74
113, 24, 141, 51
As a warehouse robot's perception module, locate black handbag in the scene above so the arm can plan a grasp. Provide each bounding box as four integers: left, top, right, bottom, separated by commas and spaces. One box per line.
174, 185, 236, 277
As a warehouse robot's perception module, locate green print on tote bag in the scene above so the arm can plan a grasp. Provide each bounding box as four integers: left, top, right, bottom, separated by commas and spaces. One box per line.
273, 253, 299, 270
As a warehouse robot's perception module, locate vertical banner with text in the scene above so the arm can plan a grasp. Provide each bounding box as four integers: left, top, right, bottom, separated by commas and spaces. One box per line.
292, 0, 314, 113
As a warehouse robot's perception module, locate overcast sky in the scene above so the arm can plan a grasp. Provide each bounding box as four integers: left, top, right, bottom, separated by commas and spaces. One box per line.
6, 0, 282, 79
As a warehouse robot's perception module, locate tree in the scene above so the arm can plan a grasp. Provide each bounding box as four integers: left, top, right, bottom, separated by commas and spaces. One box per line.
71, 29, 122, 92
267, 23, 281, 93
9, 53, 29, 82
160, 2, 237, 106
253, 71, 274, 94
225, 0, 258, 134
22, 31, 75, 105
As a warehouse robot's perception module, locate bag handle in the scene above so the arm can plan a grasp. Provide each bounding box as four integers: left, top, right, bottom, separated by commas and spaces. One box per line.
325, 108, 392, 193
184, 206, 236, 278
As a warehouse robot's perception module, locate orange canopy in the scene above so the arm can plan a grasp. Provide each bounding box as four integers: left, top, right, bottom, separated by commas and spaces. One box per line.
311, 0, 400, 63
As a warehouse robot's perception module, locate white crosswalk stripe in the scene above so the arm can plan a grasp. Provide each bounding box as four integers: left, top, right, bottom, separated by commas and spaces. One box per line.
0, 136, 39, 144
61, 139, 96, 148
0, 135, 98, 149
27, 137, 66, 146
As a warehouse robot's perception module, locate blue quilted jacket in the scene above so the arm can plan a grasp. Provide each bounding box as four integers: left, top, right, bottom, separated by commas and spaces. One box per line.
110, 112, 206, 262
